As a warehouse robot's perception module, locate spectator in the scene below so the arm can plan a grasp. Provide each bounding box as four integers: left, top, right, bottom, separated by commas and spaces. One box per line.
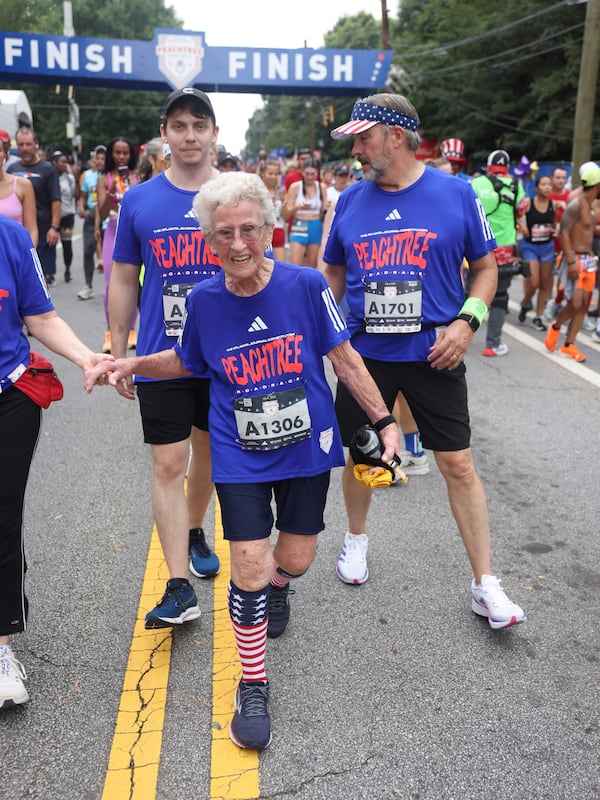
137, 137, 167, 183
0, 129, 18, 172
283, 158, 326, 268
0, 142, 37, 244
471, 150, 526, 357
97, 137, 138, 353
517, 175, 556, 331
326, 164, 351, 208
440, 138, 470, 181
77, 145, 106, 300
50, 151, 78, 283
544, 162, 600, 362
218, 153, 239, 173
259, 159, 286, 260
7, 127, 61, 285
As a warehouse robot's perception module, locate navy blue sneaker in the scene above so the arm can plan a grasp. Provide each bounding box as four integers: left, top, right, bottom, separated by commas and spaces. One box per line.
267, 583, 293, 639
229, 680, 271, 750
144, 578, 201, 629
189, 527, 220, 578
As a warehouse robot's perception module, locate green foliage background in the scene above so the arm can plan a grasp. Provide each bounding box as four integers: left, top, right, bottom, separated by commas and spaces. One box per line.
0, 0, 597, 166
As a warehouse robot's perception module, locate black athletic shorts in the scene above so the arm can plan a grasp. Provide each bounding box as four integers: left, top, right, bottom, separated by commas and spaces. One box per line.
216, 472, 331, 541
335, 358, 471, 452
136, 377, 209, 444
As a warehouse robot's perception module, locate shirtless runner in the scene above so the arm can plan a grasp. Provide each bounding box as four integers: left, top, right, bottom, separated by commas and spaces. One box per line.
544, 162, 600, 362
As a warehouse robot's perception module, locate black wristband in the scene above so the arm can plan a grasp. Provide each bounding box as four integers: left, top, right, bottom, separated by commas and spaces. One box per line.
373, 414, 396, 431
51, 225, 60, 232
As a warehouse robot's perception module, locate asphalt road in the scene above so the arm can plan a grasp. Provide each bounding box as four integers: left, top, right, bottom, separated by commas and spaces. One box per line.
1, 223, 600, 800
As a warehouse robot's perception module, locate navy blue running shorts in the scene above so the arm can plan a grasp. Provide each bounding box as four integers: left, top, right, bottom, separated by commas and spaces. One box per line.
216, 472, 331, 541
136, 377, 209, 444
335, 358, 471, 452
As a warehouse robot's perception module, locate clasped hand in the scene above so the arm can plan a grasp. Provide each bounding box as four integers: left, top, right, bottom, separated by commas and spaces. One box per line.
84, 358, 135, 399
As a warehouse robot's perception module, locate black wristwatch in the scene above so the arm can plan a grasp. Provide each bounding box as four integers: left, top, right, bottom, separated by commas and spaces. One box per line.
51, 225, 60, 232
456, 312, 480, 332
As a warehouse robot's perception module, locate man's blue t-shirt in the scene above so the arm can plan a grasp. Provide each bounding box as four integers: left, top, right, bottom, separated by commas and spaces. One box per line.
112, 172, 221, 377
323, 166, 496, 362
0, 216, 53, 384
174, 262, 349, 483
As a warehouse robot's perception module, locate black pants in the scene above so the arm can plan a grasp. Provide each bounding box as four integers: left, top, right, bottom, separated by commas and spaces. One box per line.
0, 388, 41, 635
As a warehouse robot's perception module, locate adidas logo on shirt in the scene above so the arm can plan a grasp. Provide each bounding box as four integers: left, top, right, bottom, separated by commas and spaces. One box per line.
385, 209, 402, 221
184, 207, 197, 219
248, 316, 268, 332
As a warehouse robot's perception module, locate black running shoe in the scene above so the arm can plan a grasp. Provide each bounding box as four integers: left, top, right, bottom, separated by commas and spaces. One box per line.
531, 316, 547, 332
267, 583, 294, 638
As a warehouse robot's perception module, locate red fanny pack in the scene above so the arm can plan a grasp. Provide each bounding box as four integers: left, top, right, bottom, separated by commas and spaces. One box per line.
13, 351, 64, 409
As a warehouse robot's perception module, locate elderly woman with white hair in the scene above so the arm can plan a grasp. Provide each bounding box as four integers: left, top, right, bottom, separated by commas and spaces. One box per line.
85, 171, 400, 751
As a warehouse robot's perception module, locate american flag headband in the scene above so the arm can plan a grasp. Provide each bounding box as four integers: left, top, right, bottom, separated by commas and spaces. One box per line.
350, 102, 419, 132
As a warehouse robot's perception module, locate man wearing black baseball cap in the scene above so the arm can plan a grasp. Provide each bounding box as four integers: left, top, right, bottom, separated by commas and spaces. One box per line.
108, 87, 221, 629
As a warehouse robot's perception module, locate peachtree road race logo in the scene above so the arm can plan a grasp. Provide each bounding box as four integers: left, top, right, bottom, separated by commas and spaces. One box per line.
156, 33, 204, 88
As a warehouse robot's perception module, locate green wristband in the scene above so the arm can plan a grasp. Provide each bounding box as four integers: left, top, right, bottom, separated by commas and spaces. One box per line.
460, 297, 488, 325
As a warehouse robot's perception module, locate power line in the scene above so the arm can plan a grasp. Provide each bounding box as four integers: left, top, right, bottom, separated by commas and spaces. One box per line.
417, 24, 584, 77
399, 0, 579, 59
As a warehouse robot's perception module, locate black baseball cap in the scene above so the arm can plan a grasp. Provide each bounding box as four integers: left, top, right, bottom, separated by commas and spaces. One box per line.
162, 87, 215, 123
218, 152, 238, 167
335, 164, 350, 175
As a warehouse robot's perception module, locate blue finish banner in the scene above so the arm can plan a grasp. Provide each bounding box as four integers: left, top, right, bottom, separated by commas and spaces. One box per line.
0, 28, 393, 96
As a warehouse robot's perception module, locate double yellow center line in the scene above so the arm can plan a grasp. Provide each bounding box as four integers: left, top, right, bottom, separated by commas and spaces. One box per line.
101, 506, 259, 800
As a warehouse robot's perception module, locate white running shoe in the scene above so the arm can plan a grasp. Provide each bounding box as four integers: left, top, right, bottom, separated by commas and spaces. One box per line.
400, 450, 430, 475
0, 645, 29, 708
336, 533, 368, 585
77, 286, 94, 300
583, 315, 596, 332
542, 299, 557, 323
471, 575, 526, 630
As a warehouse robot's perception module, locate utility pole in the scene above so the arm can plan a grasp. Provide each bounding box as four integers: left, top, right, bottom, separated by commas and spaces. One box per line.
571, 0, 600, 186
63, 1, 80, 162
381, 0, 391, 51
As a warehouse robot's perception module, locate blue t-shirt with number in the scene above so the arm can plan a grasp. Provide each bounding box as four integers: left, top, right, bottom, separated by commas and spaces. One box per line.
0, 216, 53, 385
174, 262, 349, 483
323, 166, 495, 362
112, 172, 221, 379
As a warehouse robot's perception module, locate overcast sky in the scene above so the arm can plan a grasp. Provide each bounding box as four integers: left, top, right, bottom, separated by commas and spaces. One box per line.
169, 0, 381, 154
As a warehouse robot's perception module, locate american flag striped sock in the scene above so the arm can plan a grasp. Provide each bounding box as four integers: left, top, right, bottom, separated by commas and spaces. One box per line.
228, 580, 268, 683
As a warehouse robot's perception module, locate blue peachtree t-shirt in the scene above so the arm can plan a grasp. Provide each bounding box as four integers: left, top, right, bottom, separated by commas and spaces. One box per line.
323, 166, 496, 362
0, 216, 53, 384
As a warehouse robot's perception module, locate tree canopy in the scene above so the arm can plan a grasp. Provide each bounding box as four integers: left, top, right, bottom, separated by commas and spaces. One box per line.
1, 0, 596, 166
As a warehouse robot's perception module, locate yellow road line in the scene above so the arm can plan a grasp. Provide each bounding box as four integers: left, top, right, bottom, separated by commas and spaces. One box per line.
101, 526, 172, 800
210, 500, 260, 800
101, 501, 259, 800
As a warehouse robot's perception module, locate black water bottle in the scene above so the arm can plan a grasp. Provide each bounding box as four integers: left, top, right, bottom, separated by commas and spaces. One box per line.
351, 425, 383, 462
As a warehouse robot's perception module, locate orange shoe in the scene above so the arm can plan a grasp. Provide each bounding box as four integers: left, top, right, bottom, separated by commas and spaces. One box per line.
102, 331, 111, 354
559, 342, 586, 362
544, 325, 560, 352
127, 329, 137, 350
